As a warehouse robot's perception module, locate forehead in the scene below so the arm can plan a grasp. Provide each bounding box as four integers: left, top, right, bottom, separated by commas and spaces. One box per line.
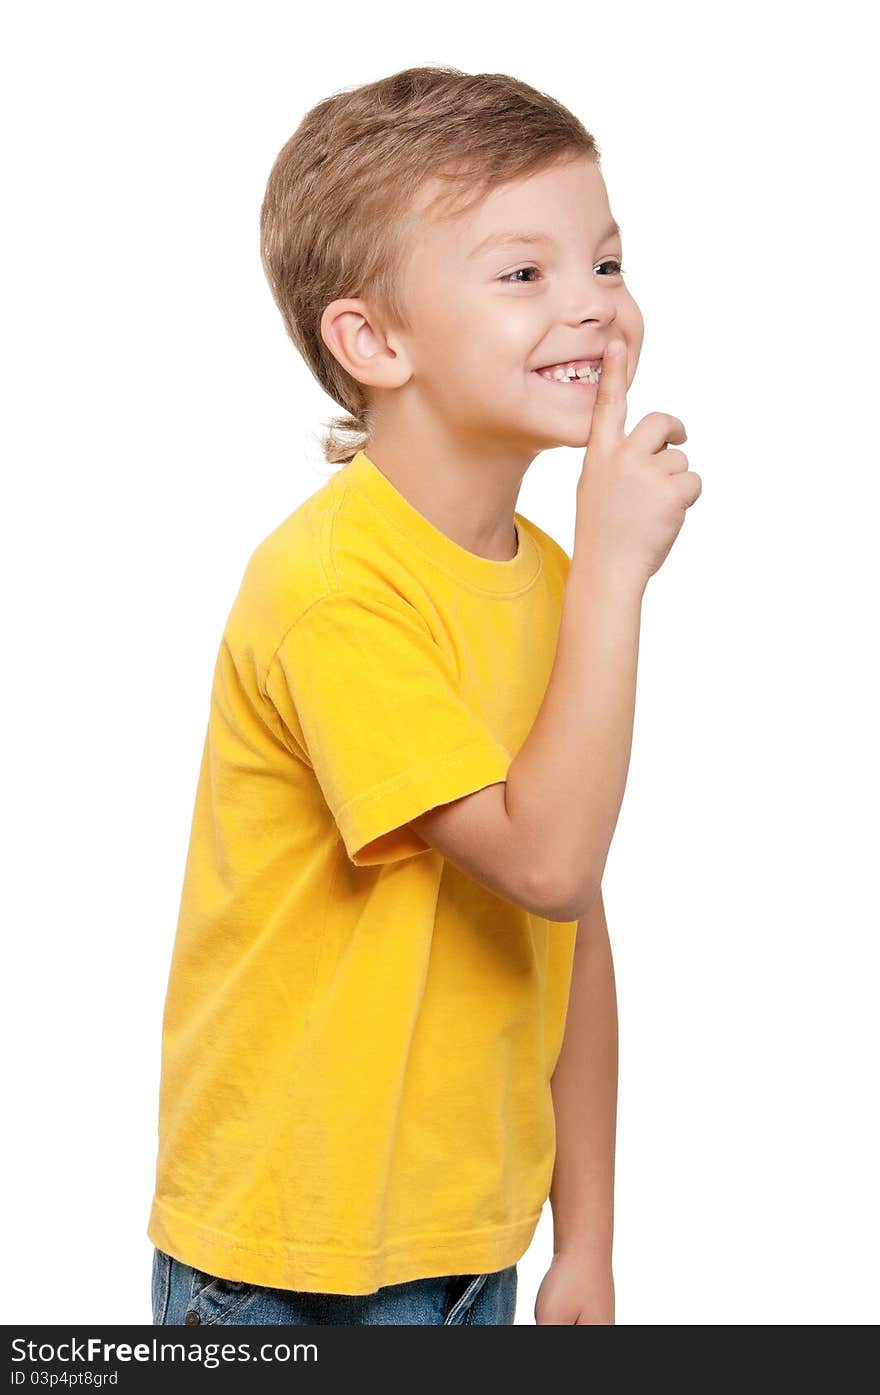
409, 155, 613, 256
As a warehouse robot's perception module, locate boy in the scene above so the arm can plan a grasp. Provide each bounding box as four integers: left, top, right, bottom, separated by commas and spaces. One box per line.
147, 65, 700, 1328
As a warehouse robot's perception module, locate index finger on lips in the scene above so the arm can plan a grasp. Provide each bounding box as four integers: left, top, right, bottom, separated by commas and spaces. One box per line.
589, 339, 628, 450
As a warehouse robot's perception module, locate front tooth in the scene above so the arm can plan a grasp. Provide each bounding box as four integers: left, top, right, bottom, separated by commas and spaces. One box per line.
552, 366, 569, 381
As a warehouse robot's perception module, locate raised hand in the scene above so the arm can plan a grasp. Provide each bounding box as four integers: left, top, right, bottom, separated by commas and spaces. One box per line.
575, 339, 702, 590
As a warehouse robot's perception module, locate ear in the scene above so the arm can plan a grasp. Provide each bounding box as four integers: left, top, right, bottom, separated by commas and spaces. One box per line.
319, 298, 411, 391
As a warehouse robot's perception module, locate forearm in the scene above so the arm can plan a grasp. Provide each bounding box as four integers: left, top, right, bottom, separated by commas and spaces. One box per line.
504, 553, 643, 919
549, 893, 618, 1257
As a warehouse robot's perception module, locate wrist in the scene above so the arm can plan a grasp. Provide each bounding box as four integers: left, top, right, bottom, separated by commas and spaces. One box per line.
552, 1238, 613, 1271
551, 1214, 613, 1262
569, 544, 647, 601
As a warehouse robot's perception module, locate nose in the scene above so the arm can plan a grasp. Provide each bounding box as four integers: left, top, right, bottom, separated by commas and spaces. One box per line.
568, 303, 616, 330
561, 275, 618, 330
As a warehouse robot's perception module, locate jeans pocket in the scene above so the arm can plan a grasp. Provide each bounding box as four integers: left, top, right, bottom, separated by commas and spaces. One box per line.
188, 1265, 258, 1326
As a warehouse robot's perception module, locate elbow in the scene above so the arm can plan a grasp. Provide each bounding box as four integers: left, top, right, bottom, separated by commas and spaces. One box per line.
528, 861, 597, 923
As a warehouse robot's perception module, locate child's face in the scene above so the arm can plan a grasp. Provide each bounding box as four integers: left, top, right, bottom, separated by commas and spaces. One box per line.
393, 155, 643, 454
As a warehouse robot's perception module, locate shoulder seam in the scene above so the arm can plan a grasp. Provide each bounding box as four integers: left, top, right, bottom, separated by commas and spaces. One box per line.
260, 590, 338, 698
260, 587, 434, 699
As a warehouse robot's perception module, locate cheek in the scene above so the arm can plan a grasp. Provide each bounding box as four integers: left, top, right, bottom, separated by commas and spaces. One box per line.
459, 282, 539, 348
439, 298, 536, 385
623, 295, 645, 351
492, 298, 542, 359
403, 270, 471, 366
409, 310, 463, 377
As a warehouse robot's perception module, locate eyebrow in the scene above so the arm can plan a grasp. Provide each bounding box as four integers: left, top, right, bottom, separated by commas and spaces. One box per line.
469, 218, 622, 259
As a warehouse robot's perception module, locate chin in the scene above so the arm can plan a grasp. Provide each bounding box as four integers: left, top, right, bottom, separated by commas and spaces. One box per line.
505, 412, 595, 453
545, 424, 594, 450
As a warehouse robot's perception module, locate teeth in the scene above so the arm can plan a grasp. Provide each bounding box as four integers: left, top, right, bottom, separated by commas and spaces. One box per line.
537, 361, 602, 383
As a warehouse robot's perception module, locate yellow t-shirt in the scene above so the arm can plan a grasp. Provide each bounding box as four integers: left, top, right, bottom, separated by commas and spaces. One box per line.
147, 447, 578, 1295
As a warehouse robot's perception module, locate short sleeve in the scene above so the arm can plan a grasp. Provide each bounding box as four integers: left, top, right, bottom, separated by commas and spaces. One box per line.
265, 590, 512, 867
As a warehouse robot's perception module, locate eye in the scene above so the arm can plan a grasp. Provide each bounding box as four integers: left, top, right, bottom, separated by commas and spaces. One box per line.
500, 258, 626, 285
501, 265, 541, 284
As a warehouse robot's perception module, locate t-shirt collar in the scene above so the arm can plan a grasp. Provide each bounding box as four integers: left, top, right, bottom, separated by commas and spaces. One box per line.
343, 449, 541, 596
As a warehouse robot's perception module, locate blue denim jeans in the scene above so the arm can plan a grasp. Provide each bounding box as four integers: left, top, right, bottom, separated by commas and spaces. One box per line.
152, 1247, 518, 1326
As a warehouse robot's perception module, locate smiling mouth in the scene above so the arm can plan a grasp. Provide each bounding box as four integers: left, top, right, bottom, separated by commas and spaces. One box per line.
532, 359, 603, 385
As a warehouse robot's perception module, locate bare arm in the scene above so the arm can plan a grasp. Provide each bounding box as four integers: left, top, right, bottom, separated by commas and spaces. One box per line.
549, 887, 618, 1259
502, 561, 643, 916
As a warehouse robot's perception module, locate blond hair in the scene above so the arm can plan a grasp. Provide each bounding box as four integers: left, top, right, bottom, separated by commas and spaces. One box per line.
259, 65, 600, 466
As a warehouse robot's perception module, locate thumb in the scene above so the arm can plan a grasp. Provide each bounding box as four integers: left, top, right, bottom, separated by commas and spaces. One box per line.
590, 339, 627, 445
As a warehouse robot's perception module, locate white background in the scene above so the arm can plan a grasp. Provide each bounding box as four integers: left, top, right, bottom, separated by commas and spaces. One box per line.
3, 0, 877, 1326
